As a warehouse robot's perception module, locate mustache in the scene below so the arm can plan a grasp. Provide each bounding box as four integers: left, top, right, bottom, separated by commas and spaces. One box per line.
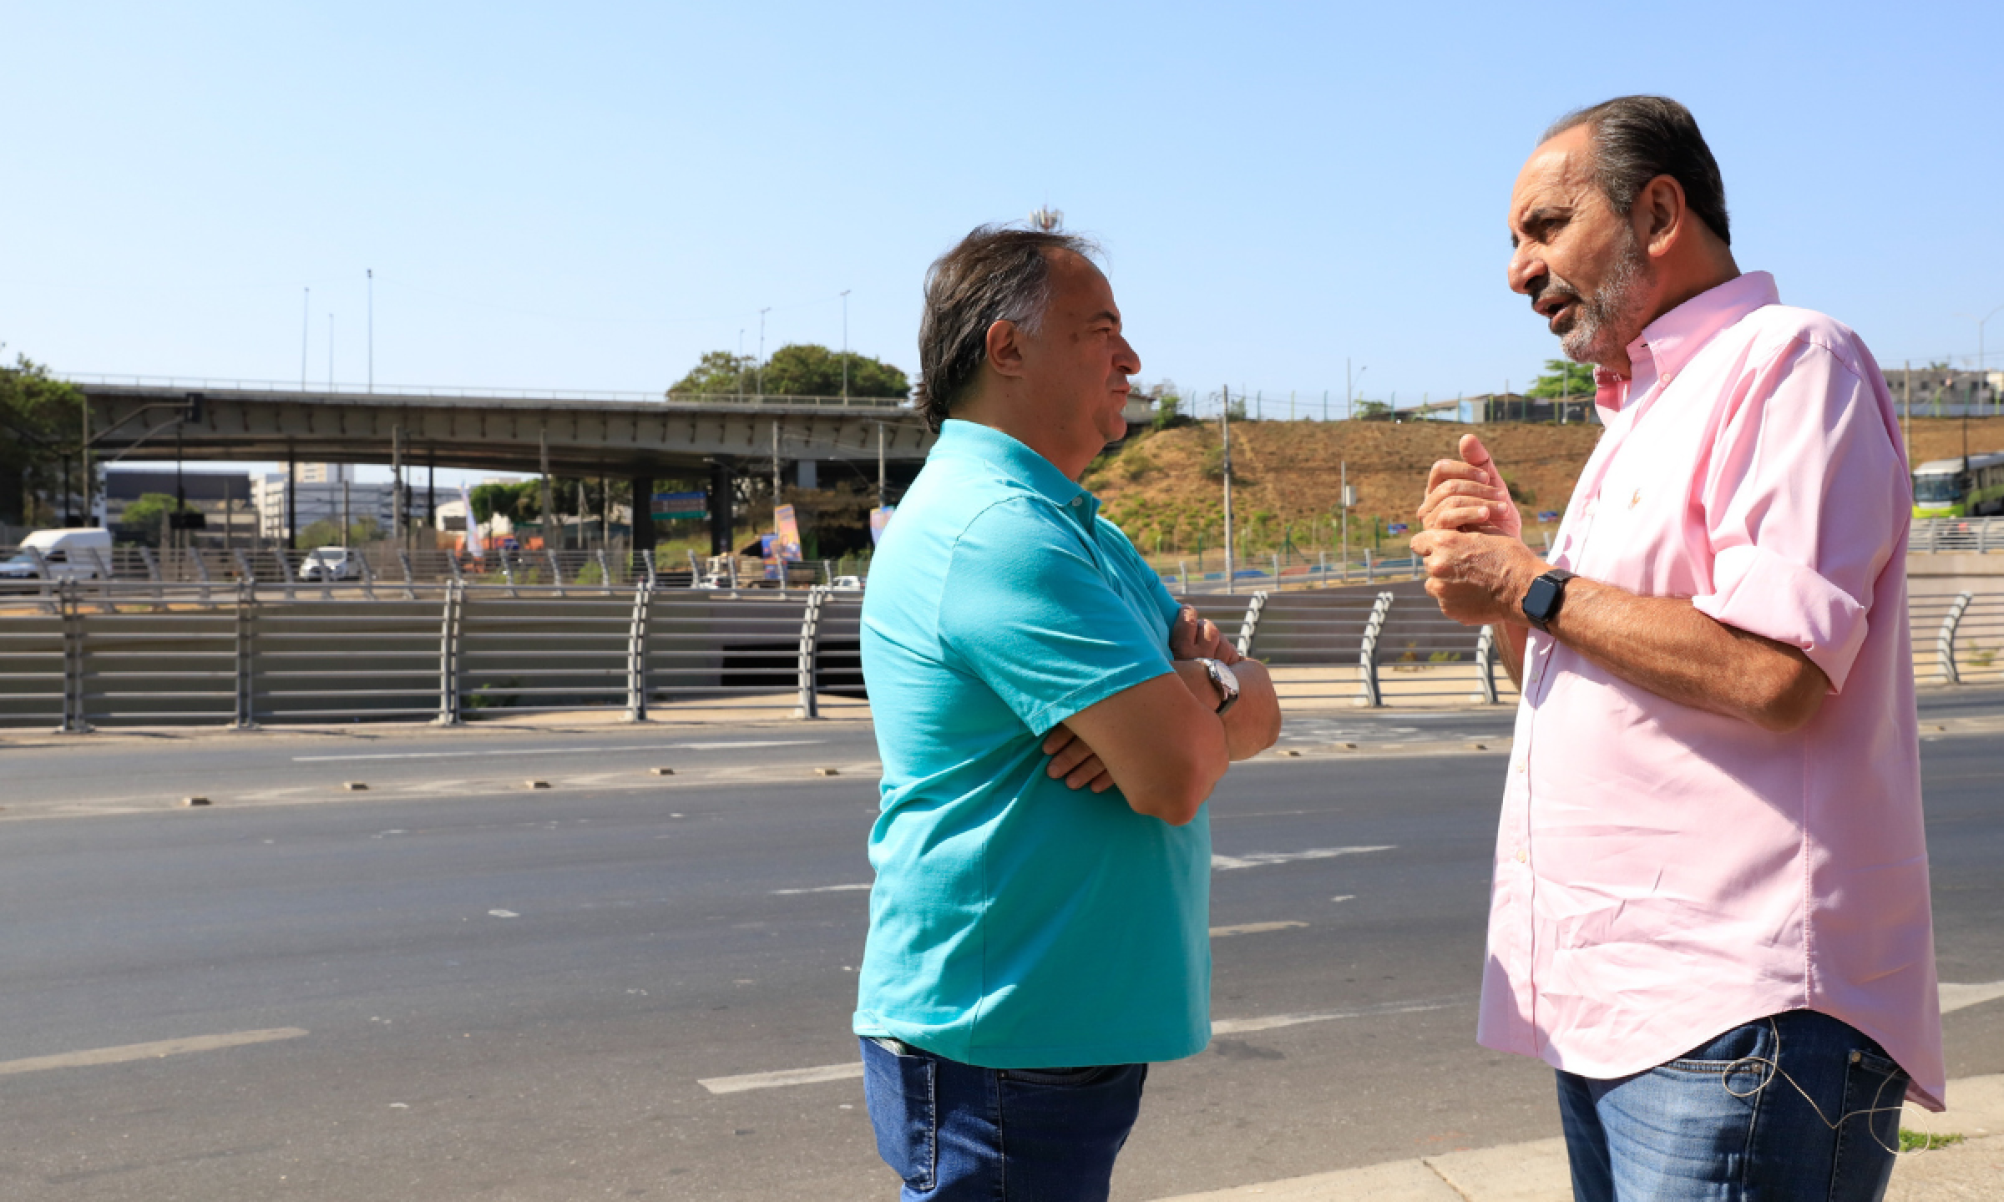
1528, 275, 1582, 309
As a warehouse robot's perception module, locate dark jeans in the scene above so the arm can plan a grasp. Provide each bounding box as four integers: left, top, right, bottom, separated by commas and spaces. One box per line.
1556, 1010, 1907, 1202
859, 1036, 1148, 1201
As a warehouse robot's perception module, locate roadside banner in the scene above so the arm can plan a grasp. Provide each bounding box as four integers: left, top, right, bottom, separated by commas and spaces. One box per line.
773, 504, 804, 562
869, 506, 895, 546
460, 483, 484, 559
653, 490, 707, 520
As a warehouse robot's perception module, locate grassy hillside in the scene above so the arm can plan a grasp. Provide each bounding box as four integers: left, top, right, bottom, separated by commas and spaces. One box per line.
1083, 416, 2004, 566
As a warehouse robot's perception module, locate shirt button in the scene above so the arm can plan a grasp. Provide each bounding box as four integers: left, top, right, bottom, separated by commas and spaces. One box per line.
1516, 849, 1528, 863
1515, 763, 1525, 774
1069, 497, 1083, 507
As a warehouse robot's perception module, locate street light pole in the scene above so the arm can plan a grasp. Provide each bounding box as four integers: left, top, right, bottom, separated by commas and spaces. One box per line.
840, 290, 851, 401
301, 287, 310, 388
367, 268, 374, 394
758, 307, 771, 398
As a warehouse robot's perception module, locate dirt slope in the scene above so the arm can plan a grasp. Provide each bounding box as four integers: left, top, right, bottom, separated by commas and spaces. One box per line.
1084, 416, 2004, 558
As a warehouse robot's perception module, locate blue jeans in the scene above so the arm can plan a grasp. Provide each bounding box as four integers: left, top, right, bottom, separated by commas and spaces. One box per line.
859, 1036, 1148, 1201
1556, 1010, 1908, 1201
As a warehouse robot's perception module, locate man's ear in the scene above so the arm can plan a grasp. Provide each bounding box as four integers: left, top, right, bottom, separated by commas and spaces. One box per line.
1636, 173, 1686, 259
985, 319, 1027, 380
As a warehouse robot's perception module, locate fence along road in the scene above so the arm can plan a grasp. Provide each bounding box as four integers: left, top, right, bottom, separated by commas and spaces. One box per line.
5, 578, 2000, 732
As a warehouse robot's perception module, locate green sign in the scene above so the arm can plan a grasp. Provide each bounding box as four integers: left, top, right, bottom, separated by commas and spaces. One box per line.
653, 490, 707, 520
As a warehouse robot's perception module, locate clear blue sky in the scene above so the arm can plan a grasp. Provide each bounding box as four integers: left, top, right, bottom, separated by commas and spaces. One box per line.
5, 1, 2000, 427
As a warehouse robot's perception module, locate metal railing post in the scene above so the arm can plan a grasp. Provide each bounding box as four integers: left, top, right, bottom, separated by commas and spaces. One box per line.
234, 578, 259, 729
596, 548, 614, 595
1358, 591, 1394, 708
625, 582, 653, 722
58, 582, 92, 733
138, 546, 166, 608
500, 550, 519, 598
275, 547, 297, 601
686, 549, 702, 588
446, 554, 465, 586
1937, 591, 1974, 684
641, 550, 658, 589
1364, 549, 1375, 583
434, 582, 464, 725
796, 586, 829, 719
357, 550, 378, 601
189, 545, 213, 606
1237, 590, 1270, 658
1474, 624, 1500, 704
547, 548, 567, 596
397, 549, 417, 600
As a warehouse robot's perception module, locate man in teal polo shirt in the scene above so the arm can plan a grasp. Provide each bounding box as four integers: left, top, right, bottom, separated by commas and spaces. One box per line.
855, 225, 1282, 1200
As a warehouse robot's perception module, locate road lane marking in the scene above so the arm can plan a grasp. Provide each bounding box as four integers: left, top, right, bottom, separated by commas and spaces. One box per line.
0, 1028, 309, 1077
293, 740, 824, 763
1210, 921, 1308, 938
700, 997, 1473, 1094
772, 883, 873, 895
701, 1062, 865, 1094
1210, 997, 1466, 1036
1941, 980, 2004, 1014
1212, 846, 1393, 871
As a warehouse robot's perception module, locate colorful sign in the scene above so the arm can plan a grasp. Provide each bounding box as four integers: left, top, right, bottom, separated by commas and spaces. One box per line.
653, 490, 707, 520
869, 506, 895, 546
1537, 510, 1560, 523
773, 504, 804, 563
1387, 522, 1409, 536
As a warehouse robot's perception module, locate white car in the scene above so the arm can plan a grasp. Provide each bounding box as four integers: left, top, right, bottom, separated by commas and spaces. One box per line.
831, 575, 865, 591
299, 546, 360, 582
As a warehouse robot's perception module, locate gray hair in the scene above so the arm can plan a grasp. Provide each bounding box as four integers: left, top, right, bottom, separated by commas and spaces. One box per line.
914, 224, 1100, 433
1544, 95, 1732, 247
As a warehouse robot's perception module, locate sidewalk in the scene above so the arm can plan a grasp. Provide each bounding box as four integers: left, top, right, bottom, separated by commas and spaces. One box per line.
1152, 1074, 2003, 1201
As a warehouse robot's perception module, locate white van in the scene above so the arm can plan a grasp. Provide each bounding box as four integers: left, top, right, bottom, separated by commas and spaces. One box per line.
0, 528, 115, 580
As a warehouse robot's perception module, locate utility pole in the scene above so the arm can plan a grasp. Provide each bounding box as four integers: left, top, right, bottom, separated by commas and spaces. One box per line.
1221, 386, 1236, 588
367, 269, 374, 394
539, 427, 556, 551
772, 421, 782, 510
1340, 460, 1349, 580
1346, 358, 1351, 420
391, 426, 405, 550
327, 314, 334, 388
876, 423, 886, 509
301, 287, 310, 388
1904, 361, 1912, 464
840, 290, 851, 401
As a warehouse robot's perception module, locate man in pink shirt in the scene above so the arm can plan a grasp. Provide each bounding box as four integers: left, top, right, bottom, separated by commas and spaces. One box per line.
1412, 96, 1943, 1201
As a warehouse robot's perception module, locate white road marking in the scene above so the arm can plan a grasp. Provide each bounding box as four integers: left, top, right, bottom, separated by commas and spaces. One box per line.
292, 739, 823, 763
1330, 895, 1356, 904
702, 996, 1472, 1094
488, 909, 520, 918
701, 1062, 865, 1094
1210, 921, 1308, 938
772, 883, 873, 895
1210, 997, 1464, 1037
1941, 980, 2004, 1015
1212, 846, 1393, 871
0, 1028, 309, 1077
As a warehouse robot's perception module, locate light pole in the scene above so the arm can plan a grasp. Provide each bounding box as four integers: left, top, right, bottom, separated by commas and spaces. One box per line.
301, 287, 311, 387
840, 290, 851, 400
1346, 363, 1368, 419
758, 307, 771, 397
367, 268, 374, 393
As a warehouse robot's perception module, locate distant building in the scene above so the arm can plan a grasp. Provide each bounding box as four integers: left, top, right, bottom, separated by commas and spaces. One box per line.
101, 467, 258, 543
1886, 367, 2001, 416
251, 473, 435, 541
1466, 392, 1599, 425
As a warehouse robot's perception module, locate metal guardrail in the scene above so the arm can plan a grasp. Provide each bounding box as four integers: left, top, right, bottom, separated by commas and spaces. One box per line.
1910, 517, 2004, 554
1, 582, 1996, 730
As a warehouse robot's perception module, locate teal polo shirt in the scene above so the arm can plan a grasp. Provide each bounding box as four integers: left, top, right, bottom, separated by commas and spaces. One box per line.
854, 419, 1212, 1069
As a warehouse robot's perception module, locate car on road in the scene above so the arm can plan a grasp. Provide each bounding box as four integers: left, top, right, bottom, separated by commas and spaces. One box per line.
0, 528, 115, 580
299, 546, 360, 582
832, 575, 865, 591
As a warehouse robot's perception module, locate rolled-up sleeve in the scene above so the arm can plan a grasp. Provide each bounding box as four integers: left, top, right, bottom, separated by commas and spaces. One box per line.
1689, 339, 1904, 693
938, 500, 1175, 736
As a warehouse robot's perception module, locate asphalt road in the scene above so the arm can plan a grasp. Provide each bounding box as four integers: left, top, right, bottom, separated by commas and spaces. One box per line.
1, 692, 2000, 1201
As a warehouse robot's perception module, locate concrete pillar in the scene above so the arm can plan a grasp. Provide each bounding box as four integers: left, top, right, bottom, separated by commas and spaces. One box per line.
630, 474, 654, 553
708, 460, 734, 557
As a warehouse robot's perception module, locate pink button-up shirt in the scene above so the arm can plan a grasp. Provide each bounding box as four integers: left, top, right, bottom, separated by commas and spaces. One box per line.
1478, 272, 1945, 1109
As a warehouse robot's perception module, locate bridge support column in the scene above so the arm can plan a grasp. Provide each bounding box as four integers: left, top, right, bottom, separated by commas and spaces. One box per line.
630, 474, 654, 554
708, 461, 734, 557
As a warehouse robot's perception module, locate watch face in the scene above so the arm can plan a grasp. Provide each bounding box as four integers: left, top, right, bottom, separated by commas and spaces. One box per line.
1212, 659, 1240, 694
1525, 576, 1560, 621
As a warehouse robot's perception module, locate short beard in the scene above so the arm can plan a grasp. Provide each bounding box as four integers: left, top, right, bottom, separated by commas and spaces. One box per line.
1557, 229, 1652, 367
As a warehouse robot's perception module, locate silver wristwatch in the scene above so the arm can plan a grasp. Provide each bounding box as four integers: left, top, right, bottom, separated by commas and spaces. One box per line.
1197, 657, 1241, 716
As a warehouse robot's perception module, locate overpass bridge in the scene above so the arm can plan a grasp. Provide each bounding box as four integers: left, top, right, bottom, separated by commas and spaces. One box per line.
70, 376, 937, 553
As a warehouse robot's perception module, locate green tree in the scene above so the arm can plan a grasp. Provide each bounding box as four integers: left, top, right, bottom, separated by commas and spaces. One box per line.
667, 350, 757, 397
1527, 359, 1595, 399
118, 492, 194, 547
755, 343, 910, 398
470, 479, 542, 524
0, 354, 88, 526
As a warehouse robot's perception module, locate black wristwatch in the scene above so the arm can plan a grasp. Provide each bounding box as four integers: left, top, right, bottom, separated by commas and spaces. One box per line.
1520, 568, 1577, 634
1198, 657, 1241, 716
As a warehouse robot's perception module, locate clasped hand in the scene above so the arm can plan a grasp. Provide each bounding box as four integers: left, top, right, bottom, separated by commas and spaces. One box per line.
1410, 434, 1548, 628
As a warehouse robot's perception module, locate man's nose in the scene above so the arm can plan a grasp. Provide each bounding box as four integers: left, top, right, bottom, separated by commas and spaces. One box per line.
1507, 245, 1543, 296
1114, 333, 1141, 377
